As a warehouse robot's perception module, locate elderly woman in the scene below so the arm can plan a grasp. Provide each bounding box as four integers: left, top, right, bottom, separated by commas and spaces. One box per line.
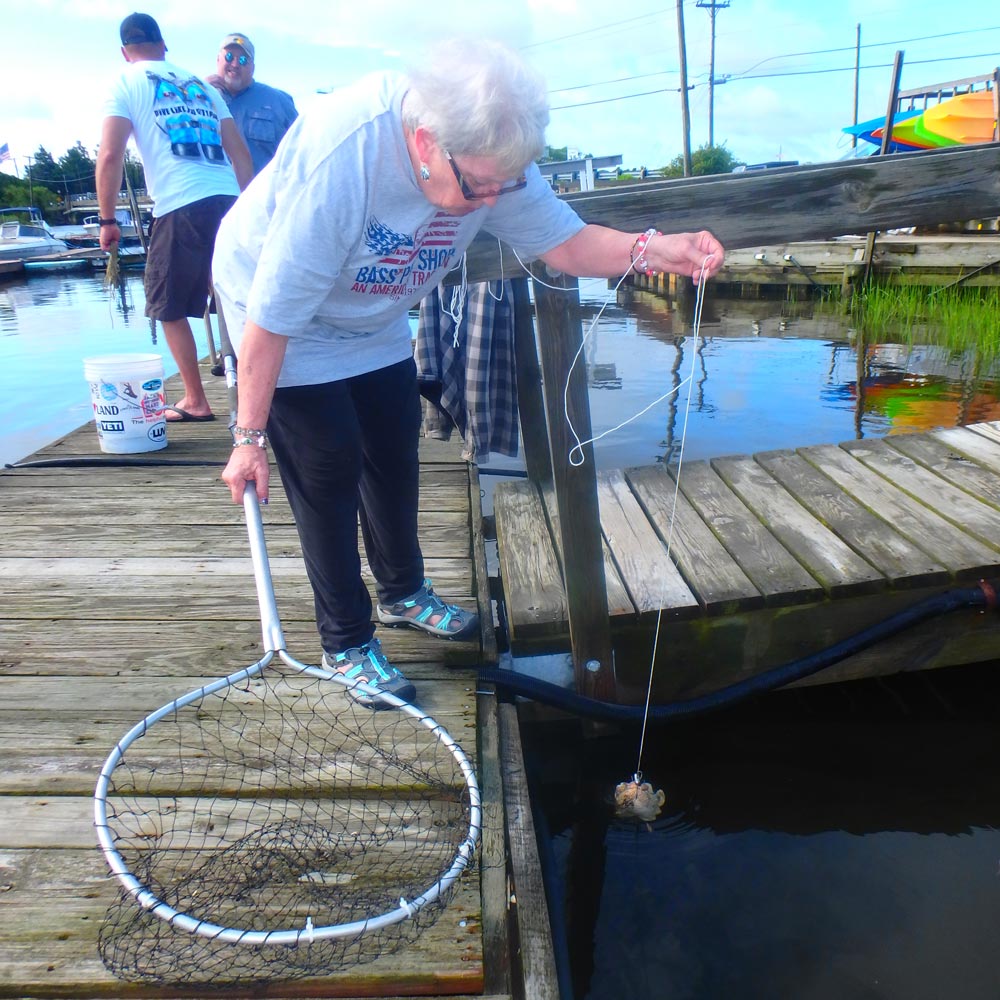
213, 38, 724, 708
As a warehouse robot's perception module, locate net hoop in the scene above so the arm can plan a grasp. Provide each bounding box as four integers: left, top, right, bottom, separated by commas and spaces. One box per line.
93, 648, 482, 948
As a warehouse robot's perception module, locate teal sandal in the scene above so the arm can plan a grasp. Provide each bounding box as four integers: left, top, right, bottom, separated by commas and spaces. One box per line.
377, 578, 479, 640
322, 638, 415, 708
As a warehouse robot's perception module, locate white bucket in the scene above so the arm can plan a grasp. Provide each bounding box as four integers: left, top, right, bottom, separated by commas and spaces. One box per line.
83, 353, 167, 454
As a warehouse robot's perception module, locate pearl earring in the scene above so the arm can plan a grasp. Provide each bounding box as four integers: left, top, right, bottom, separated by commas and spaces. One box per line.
419, 163, 431, 181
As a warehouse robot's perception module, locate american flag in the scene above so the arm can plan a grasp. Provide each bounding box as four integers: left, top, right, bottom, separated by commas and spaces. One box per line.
0, 143, 11, 163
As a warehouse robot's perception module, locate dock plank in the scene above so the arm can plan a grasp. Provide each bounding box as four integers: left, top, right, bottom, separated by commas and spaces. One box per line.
597, 469, 697, 614
627, 464, 762, 613
497, 422, 1000, 694
755, 448, 949, 588
931, 425, 1000, 475
0, 847, 484, 996
494, 480, 567, 640
798, 443, 1000, 576
968, 419, 1000, 446
840, 438, 1000, 552
885, 432, 1000, 508
711, 454, 885, 597
670, 460, 824, 605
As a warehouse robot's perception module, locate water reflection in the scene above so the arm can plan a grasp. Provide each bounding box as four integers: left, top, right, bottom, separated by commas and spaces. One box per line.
570, 284, 1000, 471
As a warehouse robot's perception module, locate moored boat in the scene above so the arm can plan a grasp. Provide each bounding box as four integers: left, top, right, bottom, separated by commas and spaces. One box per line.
0, 206, 70, 261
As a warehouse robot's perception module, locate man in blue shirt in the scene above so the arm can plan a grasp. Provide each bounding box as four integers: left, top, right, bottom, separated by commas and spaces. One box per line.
207, 33, 297, 176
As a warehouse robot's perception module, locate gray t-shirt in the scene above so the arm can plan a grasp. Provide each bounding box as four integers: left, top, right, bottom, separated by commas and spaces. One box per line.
212, 71, 584, 388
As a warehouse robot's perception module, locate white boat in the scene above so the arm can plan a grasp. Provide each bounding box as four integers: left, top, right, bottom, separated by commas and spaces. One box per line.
0, 207, 69, 262
80, 208, 144, 242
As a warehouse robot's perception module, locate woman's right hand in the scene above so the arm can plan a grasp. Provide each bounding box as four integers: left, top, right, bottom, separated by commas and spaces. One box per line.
221, 444, 271, 504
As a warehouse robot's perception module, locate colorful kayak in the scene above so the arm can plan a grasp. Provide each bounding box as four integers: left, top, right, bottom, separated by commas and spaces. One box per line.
842, 110, 923, 151
922, 90, 997, 145
845, 88, 998, 151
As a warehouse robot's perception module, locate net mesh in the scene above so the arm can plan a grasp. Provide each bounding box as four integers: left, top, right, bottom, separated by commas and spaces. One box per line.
97, 662, 476, 986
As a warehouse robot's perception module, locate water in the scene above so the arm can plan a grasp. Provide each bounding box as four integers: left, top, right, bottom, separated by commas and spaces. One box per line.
0, 268, 200, 467
5, 270, 1000, 998
526, 663, 1000, 1000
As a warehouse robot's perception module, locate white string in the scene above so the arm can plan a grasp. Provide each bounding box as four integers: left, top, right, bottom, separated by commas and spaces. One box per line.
633, 254, 714, 782
509, 234, 715, 778
560, 233, 682, 467
485, 239, 506, 300
510, 244, 609, 293
443, 253, 468, 347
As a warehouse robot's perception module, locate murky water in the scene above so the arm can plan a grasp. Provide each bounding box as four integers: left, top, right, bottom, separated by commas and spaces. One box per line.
4, 270, 1000, 998
524, 662, 1000, 1000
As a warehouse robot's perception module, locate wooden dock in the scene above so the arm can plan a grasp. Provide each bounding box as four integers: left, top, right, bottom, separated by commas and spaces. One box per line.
622, 233, 1000, 293
494, 421, 1000, 702
0, 364, 558, 999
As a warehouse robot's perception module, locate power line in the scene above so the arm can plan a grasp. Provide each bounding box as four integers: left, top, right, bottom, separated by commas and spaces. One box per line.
549, 25, 1000, 98
521, 7, 674, 50
549, 51, 1000, 111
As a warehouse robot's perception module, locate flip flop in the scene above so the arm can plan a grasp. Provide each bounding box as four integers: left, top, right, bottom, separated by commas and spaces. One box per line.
164, 405, 216, 423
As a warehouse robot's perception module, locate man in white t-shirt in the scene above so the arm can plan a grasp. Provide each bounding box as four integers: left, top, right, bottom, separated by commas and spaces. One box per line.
96, 12, 253, 422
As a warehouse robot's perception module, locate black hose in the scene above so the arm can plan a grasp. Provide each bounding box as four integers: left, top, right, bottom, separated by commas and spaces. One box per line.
480, 580, 998, 723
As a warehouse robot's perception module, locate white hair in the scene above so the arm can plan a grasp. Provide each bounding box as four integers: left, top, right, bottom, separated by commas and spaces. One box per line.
402, 38, 549, 174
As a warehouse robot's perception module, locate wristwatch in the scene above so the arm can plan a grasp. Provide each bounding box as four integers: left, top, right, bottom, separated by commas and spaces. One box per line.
97, 218, 119, 226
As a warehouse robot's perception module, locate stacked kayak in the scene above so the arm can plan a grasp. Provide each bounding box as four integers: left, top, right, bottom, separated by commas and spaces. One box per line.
845, 89, 997, 151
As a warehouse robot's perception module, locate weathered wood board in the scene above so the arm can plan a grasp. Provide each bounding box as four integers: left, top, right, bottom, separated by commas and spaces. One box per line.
0, 369, 503, 999
495, 421, 1000, 698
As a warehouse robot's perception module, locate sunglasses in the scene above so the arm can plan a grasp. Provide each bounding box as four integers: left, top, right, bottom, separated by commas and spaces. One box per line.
224, 51, 250, 66
443, 151, 527, 200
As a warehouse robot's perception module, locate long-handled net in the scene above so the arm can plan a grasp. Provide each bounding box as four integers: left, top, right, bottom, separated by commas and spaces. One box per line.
94, 485, 481, 985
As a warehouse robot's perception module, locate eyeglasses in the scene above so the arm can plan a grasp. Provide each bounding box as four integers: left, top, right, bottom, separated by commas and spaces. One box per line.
224, 51, 250, 66
443, 151, 527, 200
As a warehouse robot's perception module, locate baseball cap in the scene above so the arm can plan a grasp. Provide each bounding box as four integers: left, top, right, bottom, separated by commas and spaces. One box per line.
120, 12, 164, 45
220, 33, 254, 61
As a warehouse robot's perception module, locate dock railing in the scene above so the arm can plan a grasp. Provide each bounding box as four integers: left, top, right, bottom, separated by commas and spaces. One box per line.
447, 143, 1000, 700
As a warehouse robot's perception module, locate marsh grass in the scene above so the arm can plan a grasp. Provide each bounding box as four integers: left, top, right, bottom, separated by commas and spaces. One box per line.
832, 284, 1000, 366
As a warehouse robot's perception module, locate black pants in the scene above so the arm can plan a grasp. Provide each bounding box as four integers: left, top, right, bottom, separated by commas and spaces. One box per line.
267, 358, 424, 654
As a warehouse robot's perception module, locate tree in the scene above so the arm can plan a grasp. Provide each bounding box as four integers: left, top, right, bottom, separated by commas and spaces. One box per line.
662, 143, 743, 178
28, 147, 61, 187
0, 175, 61, 218
58, 141, 97, 198
123, 149, 146, 195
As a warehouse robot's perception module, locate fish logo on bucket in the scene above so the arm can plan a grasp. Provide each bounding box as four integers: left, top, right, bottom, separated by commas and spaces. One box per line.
100, 380, 118, 402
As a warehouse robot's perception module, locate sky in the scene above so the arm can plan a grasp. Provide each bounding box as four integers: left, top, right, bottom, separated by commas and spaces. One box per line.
1, 0, 998, 182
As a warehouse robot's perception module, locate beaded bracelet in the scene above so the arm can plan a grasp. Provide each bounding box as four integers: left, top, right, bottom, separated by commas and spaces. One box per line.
233, 426, 268, 449
629, 227, 662, 276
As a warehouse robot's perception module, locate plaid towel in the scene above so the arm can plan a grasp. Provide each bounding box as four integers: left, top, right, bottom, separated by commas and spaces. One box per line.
415, 279, 519, 463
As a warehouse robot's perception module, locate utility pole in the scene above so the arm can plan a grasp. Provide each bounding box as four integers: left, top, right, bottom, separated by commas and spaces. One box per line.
852, 23, 861, 148
676, 0, 693, 176
697, 0, 730, 147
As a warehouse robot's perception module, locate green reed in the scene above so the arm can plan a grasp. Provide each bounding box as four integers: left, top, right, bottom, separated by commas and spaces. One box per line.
838, 284, 1000, 364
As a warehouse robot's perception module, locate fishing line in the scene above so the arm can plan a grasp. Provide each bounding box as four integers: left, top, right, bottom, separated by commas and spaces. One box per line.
550, 234, 709, 469
632, 254, 714, 790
